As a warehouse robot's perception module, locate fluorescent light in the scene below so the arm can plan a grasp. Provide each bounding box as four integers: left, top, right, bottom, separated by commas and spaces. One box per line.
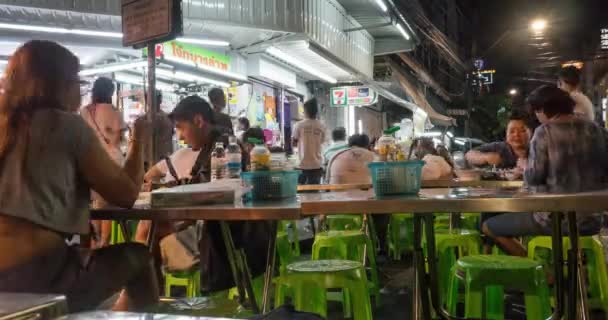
420, 131, 442, 137
348, 106, 356, 136
265, 46, 337, 84
176, 37, 229, 47
174, 71, 230, 87
114, 74, 174, 91
79, 60, 148, 76
374, 0, 388, 12
454, 139, 465, 146
0, 60, 8, 65
0, 23, 122, 38
446, 131, 454, 138
396, 23, 411, 40
358, 119, 363, 134
164, 55, 247, 81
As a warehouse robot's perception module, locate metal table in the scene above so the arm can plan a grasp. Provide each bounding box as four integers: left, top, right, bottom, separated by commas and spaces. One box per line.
0, 293, 67, 320
91, 199, 301, 315
295, 180, 523, 192
58, 311, 236, 319
300, 188, 608, 320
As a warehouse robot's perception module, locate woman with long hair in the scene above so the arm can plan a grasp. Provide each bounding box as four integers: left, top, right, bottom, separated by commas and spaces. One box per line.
0, 40, 158, 311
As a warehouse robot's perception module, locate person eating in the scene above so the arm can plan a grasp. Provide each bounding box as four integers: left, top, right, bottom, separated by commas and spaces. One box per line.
465, 114, 531, 170
482, 85, 608, 256
0, 40, 157, 311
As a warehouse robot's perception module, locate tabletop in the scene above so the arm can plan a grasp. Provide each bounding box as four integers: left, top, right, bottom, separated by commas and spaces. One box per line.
91, 198, 301, 221
296, 180, 523, 192
0, 293, 66, 318
299, 187, 608, 215
57, 311, 235, 320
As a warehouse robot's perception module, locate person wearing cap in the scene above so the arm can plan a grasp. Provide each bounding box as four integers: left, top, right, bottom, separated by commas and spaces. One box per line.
135, 96, 222, 244
208, 87, 234, 136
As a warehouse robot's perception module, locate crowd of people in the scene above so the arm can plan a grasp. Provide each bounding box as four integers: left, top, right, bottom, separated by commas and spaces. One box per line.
0, 39, 605, 313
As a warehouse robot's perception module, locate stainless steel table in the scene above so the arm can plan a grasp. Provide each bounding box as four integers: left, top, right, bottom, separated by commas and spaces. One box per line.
58, 311, 235, 319
295, 180, 523, 192
91, 199, 301, 315
0, 293, 67, 320
300, 188, 608, 320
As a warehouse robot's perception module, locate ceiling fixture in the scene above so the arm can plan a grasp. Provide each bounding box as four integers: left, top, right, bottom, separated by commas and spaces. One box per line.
0, 59, 8, 65
420, 131, 442, 137
446, 131, 454, 138
163, 55, 247, 81
265, 46, 337, 84
79, 60, 148, 76
155, 69, 230, 87
114, 74, 174, 91
176, 38, 230, 47
396, 23, 411, 41
0, 23, 229, 46
374, 0, 388, 12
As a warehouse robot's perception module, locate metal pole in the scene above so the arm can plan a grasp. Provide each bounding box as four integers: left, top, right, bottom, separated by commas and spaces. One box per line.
146, 43, 157, 165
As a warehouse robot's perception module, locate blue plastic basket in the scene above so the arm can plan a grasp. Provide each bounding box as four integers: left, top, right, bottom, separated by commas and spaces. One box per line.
368, 161, 424, 197
241, 170, 301, 201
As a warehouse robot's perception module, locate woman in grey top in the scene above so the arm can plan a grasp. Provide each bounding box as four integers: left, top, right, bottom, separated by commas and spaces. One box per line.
0, 41, 158, 311
483, 85, 608, 256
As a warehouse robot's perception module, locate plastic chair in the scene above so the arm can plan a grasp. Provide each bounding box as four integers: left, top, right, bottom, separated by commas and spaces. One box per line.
429, 229, 482, 304
387, 214, 414, 260
312, 230, 381, 307
164, 269, 201, 298
446, 255, 552, 320
275, 260, 372, 320
227, 275, 265, 309
326, 214, 364, 231
528, 235, 608, 311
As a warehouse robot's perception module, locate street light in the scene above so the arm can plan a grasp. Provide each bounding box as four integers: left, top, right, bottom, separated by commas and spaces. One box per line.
509, 88, 518, 96
530, 19, 547, 32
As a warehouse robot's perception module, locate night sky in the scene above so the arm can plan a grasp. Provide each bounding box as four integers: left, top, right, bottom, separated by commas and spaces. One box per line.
465, 0, 608, 95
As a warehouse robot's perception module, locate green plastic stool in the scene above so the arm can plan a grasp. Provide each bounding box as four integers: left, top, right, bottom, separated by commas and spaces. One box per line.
227, 274, 265, 309
276, 231, 302, 276
528, 235, 608, 311
431, 229, 482, 304
275, 260, 372, 320
446, 255, 552, 320
434, 213, 480, 231
326, 214, 364, 231
164, 269, 201, 298
387, 214, 414, 260
110, 221, 126, 244
312, 230, 381, 307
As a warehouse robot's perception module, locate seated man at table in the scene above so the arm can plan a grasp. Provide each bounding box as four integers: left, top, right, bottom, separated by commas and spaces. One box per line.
482, 85, 608, 256
325, 133, 375, 184
465, 114, 531, 170
135, 97, 270, 293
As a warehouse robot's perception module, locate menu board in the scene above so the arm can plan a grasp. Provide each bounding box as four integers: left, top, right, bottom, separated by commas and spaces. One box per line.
122, 0, 182, 48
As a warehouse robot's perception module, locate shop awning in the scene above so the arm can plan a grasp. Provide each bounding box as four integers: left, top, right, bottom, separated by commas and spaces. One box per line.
386, 57, 455, 127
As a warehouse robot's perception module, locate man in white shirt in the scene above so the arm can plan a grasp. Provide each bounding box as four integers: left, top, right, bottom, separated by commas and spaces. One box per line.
326, 134, 375, 184
558, 66, 594, 121
292, 98, 327, 184
322, 127, 348, 169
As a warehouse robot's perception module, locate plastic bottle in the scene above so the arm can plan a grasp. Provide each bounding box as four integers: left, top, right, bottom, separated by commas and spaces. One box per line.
210, 142, 226, 181
376, 126, 401, 162
226, 136, 242, 179
249, 138, 271, 171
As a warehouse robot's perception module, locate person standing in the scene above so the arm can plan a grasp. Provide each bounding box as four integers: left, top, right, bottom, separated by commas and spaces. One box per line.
558, 66, 594, 121
292, 98, 327, 184
208, 87, 234, 136
322, 127, 348, 169
149, 91, 174, 163
81, 77, 126, 248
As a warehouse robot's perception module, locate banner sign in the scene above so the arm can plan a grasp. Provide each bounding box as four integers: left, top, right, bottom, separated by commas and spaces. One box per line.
122, 0, 182, 48
331, 86, 378, 107
146, 41, 231, 72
